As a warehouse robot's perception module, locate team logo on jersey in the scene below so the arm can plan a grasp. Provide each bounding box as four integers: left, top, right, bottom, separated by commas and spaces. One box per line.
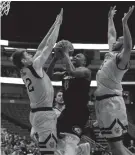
114, 127, 121, 134
64, 80, 69, 90
49, 141, 55, 148
72, 126, 82, 136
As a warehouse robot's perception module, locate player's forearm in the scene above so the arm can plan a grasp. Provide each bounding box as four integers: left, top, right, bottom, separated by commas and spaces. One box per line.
41, 23, 61, 62
33, 23, 61, 68
46, 56, 58, 79
108, 17, 117, 39
123, 22, 132, 51
45, 23, 61, 51
33, 21, 57, 60
37, 21, 56, 51
64, 53, 75, 75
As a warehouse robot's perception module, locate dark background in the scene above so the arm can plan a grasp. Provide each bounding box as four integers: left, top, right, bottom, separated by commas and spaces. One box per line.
1, 1, 135, 44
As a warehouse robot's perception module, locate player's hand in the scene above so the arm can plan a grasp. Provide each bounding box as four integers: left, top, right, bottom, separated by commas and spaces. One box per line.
56, 8, 63, 25
60, 40, 70, 55
108, 6, 117, 18
53, 47, 64, 60
122, 6, 134, 24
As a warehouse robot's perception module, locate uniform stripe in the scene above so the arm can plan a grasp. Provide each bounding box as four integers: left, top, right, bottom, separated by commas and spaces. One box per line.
28, 65, 41, 78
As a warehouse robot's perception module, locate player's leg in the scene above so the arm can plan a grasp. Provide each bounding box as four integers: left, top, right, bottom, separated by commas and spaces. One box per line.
108, 140, 134, 155
124, 146, 134, 155
76, 110, 91, 155
35, 111, 57, 155
57, 112, 80, 155
108, 140, 129, 155
99, 96, 133, 155
76, 142, 90, 155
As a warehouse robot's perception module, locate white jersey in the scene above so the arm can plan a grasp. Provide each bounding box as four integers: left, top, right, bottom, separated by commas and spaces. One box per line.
95, 52, 128, 96
21, 65, 54, 108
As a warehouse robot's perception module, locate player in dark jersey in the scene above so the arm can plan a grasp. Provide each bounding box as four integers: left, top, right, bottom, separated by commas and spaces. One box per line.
47, 40, 91, 155
11, 9, 63, 155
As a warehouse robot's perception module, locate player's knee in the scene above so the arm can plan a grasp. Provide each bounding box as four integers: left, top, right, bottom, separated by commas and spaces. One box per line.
39, 133, 57, 155
108, 139, 124, 151
64, 133, 80, 146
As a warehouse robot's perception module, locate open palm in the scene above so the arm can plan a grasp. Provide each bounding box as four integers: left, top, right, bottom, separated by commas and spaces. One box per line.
122, 6, 134, 23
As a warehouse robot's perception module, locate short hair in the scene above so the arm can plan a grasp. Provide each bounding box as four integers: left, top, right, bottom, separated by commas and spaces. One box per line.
56, 90, 63, 95
12, 49, 25, 69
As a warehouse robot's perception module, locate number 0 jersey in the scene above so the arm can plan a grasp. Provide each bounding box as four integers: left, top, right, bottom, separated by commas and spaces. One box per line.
21, 65, 54, 108
95, 52, 128, 96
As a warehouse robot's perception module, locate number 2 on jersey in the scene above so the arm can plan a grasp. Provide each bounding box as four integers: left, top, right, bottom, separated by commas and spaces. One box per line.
26, 78, 34, 92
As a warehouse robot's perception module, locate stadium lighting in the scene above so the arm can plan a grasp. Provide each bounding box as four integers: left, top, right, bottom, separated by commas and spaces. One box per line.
4, 47, 15, 50
3, 44, 135, 50
0, 40, 9, 46
26, 48, 37, 51
73, 44, 109, 50
1, 77, 135, 86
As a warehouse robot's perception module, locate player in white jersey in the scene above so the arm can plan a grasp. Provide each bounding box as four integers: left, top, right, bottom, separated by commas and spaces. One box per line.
12, 9, 63, 155
94, 6, 134, 155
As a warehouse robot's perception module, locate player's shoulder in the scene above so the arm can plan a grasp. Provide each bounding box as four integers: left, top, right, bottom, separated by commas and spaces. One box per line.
20, 68, 28, 77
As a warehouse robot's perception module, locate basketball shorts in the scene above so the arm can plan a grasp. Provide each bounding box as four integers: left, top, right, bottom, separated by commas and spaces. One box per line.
29, 110, 57, 153
95, 96, 128, 142
57, 107, 90, 138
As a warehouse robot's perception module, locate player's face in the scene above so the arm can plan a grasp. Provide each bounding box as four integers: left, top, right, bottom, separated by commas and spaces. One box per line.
55, 92, 64, 104
112, 36, 124, 52
22, 52, 33, 66
72, 53, 86, 67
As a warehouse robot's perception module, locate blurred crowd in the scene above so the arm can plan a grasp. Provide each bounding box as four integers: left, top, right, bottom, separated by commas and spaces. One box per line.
1, 128, 40, 155
1, 82, 135, 155
1, 66, 20, 78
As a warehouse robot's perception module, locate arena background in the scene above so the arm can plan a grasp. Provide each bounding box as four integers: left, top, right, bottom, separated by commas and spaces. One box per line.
1, 1, 135, 155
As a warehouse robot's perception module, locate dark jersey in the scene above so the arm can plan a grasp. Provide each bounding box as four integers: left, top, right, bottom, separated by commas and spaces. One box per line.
62, 72, 90, 111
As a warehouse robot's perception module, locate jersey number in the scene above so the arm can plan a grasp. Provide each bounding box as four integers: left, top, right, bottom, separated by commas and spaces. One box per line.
64, 80, 69, 90
26, 78, 34, 92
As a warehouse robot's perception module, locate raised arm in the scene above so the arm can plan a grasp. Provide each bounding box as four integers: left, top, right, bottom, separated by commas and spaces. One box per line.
108, 6, 117, 51
46, 47, 63, 79
119, 6, 134, 66
33, 11, 62, 60
33, 9, 63, 69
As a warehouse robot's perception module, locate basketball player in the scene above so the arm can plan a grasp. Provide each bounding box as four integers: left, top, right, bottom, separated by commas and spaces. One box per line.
47, 40, 91, 155
12, 9, 63, 155
94, 6, 134, 155
53, 90, 65, 118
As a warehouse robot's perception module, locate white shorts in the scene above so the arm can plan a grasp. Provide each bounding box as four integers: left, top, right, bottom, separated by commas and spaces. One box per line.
95, 96, 128, 141
29, 110, 57, 152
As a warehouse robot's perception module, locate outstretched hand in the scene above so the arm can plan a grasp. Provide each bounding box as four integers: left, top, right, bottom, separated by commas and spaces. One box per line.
108, 6, 117, 18
122, 6, 134, 24
53, 46, 64, 60
55, 8, 63, 25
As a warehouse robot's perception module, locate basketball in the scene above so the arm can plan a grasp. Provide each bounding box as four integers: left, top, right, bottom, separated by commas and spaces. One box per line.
55, 40, 74, 56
